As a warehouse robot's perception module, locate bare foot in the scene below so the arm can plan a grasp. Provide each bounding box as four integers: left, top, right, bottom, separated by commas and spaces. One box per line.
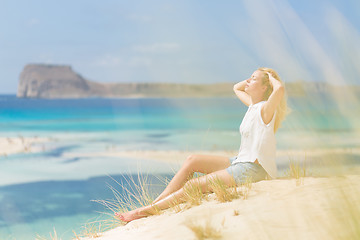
115, 208, 147, 222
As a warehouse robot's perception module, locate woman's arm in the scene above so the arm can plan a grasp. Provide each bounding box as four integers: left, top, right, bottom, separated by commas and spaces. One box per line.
261, 73, 284, 125
233, 80, 251, 106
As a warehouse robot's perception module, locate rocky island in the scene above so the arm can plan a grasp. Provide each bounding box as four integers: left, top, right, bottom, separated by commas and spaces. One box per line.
17, 64, 234, 99
17, 64, 359, 99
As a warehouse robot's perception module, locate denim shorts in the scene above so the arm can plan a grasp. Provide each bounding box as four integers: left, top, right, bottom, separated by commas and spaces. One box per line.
226, 156, 268, 185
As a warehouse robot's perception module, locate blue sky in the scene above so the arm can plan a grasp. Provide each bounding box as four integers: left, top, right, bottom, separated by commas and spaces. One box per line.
0, 0, 359, 93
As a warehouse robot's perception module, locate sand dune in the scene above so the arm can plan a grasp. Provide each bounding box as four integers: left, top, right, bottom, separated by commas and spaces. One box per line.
81, 175, 360, 240
1, 135, 359, 239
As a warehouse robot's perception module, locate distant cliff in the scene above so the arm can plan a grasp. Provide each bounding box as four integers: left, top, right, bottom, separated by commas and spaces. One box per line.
17, 64, 91, 98
17, 64, 234, 98
17, 64, 359, 99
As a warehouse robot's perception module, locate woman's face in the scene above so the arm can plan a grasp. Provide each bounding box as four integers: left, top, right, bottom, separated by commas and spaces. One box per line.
244, 70, 267, 96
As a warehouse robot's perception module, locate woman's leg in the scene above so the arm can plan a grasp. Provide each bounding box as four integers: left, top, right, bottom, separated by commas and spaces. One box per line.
116, 169, 236, 222
153, 154, 231, 203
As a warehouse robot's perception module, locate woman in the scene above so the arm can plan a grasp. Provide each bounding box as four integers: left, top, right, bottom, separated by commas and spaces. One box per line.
115, 67, 287, 222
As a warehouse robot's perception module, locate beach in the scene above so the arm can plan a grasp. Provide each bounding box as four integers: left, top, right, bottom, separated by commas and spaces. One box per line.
3, 0, 360, 237
80, 174, 360, 240
2, 136, 360, 167
1, 95, 359, 239
66, 147, 359, 239
63, 146, 360, 177
0, 136, 50, 157
2, 136, 360, 240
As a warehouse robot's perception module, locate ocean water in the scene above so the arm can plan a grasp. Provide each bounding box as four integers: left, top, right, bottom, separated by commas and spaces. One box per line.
0, 94, 359, 239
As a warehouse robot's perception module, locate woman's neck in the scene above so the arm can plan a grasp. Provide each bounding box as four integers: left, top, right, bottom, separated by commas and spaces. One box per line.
250, 95, 264, 105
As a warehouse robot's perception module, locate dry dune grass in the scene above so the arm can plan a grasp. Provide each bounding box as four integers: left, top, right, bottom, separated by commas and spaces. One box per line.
181, 178, 208, 207
285, 158, 307, 186
185, 219, 223, 240
71, 170, 254, 238
75, 221, 104, 239
67, 173, 166, 239
208, 177, 240, 203
93, 173, 164, 220
208, 175, 253, 202
41, 159, 360, 240
35, 228, 60, 240
169, 173, 253, 213
68, 169, 259, 239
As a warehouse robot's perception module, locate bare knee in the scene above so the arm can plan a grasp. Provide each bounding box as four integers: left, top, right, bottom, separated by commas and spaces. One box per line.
184, 154, 200, 169
185, 154, 197, 163
183, 177, 209, 193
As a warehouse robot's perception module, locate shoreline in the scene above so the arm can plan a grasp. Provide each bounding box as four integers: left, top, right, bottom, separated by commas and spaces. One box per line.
1, 135, 359, 239
63, 147, 360, 164
2, 136, 360, 160
1, 135, 359, 187
0, 136, 50, 157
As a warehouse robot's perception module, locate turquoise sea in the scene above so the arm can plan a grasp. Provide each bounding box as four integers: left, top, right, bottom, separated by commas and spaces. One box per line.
0, 94, 359, 239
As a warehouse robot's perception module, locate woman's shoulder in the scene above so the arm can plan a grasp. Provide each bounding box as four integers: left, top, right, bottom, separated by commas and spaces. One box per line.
250, 101, 266, 109
259, 101, 276, 126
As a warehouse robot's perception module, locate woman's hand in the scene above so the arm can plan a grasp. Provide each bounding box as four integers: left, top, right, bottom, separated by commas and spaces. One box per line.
261, 72, 284, 125
233, 80, 251, 106
266, 72, 282, 90
233, 80, 247, 91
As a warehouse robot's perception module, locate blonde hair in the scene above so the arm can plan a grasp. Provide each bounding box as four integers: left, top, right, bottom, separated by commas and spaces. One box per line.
257, 67, 289, 132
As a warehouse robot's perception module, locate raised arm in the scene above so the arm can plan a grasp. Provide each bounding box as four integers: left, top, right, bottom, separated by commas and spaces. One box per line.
233, 80, 251, 106
261, 73, 284, 125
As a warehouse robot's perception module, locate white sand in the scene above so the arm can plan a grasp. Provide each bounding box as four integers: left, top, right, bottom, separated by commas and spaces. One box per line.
63, 147, 360, 165
63, 150, 237, 165
81, 175, 360, 240
0, 136, 50, 156
2, 136, 359, 239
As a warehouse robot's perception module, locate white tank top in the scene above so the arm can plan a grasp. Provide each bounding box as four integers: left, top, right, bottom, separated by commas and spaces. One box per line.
233, 101, 277, 179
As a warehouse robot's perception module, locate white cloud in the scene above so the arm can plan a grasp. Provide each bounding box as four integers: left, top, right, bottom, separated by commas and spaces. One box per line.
92, 54, 152, 69
94, 55, 124, 67
32, 53, 55, 64
133, 43, 180, 53
128, 57, 152, 67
